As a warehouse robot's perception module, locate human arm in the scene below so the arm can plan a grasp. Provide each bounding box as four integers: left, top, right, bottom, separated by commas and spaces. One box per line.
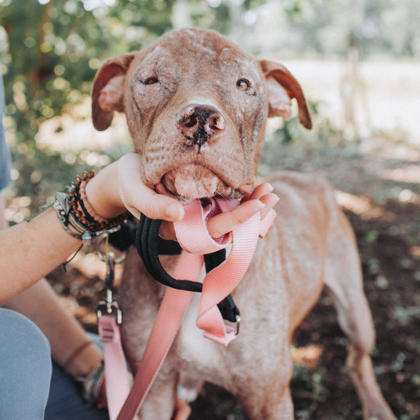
3, 279, 103, 379
0, 153, 187, 388
0, 154, 187, 305
0, 153, 278, 385
1, 189, 100, 380
0, 154, 279, 306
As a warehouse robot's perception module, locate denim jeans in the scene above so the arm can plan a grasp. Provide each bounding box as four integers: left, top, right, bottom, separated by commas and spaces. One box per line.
0, 309, 109, 420
0, 308, 51, 420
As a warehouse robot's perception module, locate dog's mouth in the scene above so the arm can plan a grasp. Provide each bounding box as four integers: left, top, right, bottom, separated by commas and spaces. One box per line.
160, 163, 244, 203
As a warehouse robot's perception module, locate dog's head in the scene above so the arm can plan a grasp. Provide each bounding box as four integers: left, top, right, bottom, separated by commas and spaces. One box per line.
92, 28, 311, 202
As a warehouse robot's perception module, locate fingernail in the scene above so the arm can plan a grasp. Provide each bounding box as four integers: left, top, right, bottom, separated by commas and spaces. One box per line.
165, 204, 182, 221
266, 184, 274, 193
256, 201, 266, 209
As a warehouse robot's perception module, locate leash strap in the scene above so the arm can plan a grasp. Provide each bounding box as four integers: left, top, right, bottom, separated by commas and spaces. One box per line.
116, 252, 201, 420
98, 316, 131, 420
107, 198, 276, 420
136, 210, 240, 322
109, 218, 182, 255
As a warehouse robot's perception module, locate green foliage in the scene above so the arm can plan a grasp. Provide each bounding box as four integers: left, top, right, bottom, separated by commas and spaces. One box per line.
189, 1, 232, 35
259, 100, 348, 174
292, 364, 326, 402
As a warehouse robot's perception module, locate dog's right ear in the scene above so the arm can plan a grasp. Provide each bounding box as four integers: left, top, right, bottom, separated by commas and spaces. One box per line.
92, 53, 135, 131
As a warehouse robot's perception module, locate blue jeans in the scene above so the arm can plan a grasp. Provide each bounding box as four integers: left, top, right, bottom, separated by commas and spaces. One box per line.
45, 333, 109, 420
0, 309, 109, 420
0, 308, 51, 419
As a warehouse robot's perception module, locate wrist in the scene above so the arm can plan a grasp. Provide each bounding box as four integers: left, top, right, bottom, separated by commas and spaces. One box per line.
64, 340, 103, 379
85, 164, 126, 220
78, 360, 107, 408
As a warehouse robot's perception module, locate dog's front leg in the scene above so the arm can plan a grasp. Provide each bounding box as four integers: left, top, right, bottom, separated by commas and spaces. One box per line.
232, 349, 294, 420
239, 385, 294, 420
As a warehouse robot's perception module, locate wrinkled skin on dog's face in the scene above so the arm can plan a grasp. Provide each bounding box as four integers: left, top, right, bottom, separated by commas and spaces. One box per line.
92, 28, 311, 201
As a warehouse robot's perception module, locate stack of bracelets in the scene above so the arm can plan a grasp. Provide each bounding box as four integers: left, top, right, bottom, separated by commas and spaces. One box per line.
54, 171, 128, 244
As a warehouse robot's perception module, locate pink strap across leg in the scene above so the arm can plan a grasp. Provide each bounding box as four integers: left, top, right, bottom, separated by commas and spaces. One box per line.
105, 198, 276, 420
116, 252, 203, 420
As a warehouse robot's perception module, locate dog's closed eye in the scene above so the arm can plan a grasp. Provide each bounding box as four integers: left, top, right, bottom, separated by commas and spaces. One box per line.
142, 77, 159, 85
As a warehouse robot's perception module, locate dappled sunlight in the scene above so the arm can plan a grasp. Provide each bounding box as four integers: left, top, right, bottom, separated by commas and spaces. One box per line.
37, 102, 131, 153
334, 190, 387, 220
282, 60, 420, 143
1, 0, 420, 417
292, 344, 323, 370
380, 166, 420, 185
410, 246, 420, 257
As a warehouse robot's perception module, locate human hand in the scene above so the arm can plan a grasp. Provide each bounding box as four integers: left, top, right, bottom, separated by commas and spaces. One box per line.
159, 183, 279, 241
87, 155, 278, 240
86, 153, 185, 222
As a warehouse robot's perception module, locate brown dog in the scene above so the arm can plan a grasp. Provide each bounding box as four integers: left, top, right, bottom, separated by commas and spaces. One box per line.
92, 28, 395, 419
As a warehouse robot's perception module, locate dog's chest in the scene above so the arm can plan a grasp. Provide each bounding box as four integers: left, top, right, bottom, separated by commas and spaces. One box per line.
173, 293, 226, 371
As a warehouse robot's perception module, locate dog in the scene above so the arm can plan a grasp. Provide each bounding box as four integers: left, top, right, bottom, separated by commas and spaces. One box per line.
91, 28, 395, 419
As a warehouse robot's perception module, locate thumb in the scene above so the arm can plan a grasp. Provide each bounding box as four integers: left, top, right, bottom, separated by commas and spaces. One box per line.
128, 188, 184, 222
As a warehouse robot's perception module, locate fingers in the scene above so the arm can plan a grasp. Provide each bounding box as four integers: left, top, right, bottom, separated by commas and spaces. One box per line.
207, 184, 279, 238
207, 199, 265, 239
117, 154, 278, 239
126, 186, 184, 222
160, 192, 279, 241
242, 183, 279, 220
259, 193, 279, 220
248, 183, 274, 201
117, 154, 184, 222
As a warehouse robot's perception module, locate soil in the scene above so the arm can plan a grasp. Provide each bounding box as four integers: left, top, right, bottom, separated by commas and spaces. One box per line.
47, 144, 420, 420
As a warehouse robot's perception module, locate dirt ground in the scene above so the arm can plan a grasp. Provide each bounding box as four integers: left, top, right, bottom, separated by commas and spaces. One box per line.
47, 138, 420, 420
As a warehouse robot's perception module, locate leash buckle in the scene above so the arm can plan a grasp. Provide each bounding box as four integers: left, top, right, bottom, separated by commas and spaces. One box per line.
96, 244, 123, 324
97, 234, 127, 264
97, 299, 123, 325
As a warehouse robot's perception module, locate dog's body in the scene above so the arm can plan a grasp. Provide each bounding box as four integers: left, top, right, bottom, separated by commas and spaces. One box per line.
92, 28, 395, 419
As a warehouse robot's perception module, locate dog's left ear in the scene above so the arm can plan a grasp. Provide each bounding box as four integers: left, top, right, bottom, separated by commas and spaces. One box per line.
260, 60, 312, 129
92, 53, 135, 131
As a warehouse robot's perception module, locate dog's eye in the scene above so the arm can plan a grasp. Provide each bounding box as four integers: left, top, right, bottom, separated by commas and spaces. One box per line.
236, 79, 250, 91
143, 77, 158, 85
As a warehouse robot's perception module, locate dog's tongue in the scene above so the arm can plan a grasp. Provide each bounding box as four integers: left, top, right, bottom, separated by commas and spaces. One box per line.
163, 164, 227, 200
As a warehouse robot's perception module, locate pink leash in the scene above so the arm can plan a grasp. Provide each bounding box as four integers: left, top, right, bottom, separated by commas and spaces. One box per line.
100, 198, 276, 420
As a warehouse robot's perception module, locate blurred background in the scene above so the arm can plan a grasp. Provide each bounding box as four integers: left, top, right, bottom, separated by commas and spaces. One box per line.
0, 0, 419, 419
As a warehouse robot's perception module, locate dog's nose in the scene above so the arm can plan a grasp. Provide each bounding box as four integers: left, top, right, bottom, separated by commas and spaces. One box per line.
177, 105, 225, 147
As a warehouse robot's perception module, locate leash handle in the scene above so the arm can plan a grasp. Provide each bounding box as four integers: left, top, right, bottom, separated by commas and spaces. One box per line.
136, 215, 203, 292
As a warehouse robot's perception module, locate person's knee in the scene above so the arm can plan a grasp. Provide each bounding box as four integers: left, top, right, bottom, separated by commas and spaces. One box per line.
0, 308, 52, 419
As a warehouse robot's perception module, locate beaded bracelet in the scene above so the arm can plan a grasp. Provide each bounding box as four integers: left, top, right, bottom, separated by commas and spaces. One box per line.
54, 171, 129, 245
76, 360, 106, 408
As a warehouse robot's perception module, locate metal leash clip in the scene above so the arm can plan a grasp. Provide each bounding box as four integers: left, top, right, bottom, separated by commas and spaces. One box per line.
96, 233, 127, 264
234, 314, 241, 336
96, 249, 123, 325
